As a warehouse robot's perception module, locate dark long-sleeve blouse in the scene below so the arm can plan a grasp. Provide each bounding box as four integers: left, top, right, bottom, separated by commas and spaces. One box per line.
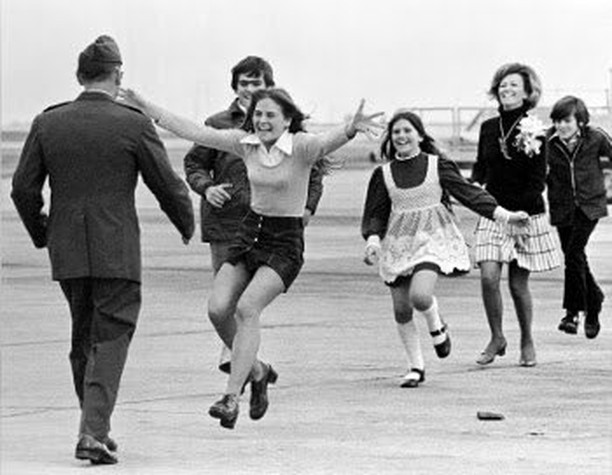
361, 152, 499, 240
471, 105, 546, 214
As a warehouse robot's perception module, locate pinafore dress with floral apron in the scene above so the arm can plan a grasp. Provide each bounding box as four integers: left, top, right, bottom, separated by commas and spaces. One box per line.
379, 155, 471, 284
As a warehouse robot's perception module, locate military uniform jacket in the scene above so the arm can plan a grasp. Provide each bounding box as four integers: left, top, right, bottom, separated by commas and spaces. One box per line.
11, 91, 195, 282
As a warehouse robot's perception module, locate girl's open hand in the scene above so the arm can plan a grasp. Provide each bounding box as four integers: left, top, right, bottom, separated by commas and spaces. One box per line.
346, 99, 385, 138
118, 88, 146, 110
363, 241, 381, 266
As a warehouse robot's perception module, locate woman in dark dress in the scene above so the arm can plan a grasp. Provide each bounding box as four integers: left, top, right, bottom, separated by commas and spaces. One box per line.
471, 63, 561, 367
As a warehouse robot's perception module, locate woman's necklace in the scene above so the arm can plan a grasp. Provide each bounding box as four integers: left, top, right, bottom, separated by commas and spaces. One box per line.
498, 114, 523, 160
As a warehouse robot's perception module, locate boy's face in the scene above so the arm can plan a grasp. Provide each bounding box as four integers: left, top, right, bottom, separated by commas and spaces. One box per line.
235, 73, 266, 109
554, 115, 580, 140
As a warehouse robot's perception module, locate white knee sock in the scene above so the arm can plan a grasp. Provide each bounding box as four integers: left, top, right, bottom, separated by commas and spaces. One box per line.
397, 320, 424, 370
420, 297, 446, 345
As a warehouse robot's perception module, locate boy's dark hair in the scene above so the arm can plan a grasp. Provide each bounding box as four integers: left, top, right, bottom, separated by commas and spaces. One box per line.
550, 95, 590, 127
231, 56, 275, 90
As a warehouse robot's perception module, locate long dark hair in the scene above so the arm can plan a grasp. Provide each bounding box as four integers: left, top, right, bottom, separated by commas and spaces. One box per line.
242, 87, 334, 175
242, 88, 306, 134
380, 110, 443, 160
380, 109, 453, 210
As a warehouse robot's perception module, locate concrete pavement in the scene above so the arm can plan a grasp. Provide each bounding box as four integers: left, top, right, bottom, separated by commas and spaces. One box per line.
2, 170, 611, 474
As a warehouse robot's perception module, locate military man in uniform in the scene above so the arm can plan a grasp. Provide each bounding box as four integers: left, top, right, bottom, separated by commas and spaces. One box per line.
11, 35, 195, 465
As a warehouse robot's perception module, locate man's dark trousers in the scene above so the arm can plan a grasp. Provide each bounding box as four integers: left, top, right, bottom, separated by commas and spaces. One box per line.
60, 277, 141, 439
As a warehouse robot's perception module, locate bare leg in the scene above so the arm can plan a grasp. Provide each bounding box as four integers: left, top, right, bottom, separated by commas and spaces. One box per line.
209, 242, 236, 372
408, 269, 438, 313
479, 261, 507, 350
508, 262, 536, 365
207, 262, 251, 350
225, 266, 285, 396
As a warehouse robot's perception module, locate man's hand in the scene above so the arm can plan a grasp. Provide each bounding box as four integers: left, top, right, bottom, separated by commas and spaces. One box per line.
205, 183, 233, 208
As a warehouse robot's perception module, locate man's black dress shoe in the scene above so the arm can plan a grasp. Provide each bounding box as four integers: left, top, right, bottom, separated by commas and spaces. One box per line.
250, 364, 278, 420
75, 434, 118, 465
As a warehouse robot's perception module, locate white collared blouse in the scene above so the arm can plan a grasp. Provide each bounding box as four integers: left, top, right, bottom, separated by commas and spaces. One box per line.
166, 124, 350, 217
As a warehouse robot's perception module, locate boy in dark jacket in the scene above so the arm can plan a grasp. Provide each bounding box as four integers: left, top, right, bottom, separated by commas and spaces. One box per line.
547, 95, 612, 339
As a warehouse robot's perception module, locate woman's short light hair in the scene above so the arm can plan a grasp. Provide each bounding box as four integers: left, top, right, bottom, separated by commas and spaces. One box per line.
488, 62, 542, 110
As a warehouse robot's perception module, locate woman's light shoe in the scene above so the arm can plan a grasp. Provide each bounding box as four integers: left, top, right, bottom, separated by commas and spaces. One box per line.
476, 341, 507, 365
519, 344, 537, 367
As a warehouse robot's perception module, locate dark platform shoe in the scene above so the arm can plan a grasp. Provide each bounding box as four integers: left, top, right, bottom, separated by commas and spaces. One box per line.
209, 393, 240, 429
250, 364, 278, 421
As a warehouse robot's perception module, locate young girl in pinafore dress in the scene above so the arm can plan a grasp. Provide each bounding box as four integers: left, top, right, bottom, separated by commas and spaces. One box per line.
362, 110, 529, 387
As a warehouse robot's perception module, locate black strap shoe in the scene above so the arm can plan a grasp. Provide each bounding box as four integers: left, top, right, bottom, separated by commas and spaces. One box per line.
400, 368, 425, 388
431, 323, 451, 359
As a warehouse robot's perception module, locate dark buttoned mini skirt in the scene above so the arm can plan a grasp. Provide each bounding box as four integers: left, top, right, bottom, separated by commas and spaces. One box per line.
225, 209, 304, 290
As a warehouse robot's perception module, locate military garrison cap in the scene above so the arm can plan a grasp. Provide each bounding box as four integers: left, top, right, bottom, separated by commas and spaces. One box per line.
78, 35, 122, 70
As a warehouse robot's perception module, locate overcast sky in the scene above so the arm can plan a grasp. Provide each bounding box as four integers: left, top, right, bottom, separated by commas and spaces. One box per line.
2, 0, 612, 126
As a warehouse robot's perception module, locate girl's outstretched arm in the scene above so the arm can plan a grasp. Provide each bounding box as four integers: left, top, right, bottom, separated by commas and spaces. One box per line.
119, 88, 245, 156
300, 100, 385, 162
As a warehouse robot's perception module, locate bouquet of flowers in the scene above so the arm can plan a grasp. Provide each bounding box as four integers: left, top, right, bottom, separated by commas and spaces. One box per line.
513, 115, 547, 157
